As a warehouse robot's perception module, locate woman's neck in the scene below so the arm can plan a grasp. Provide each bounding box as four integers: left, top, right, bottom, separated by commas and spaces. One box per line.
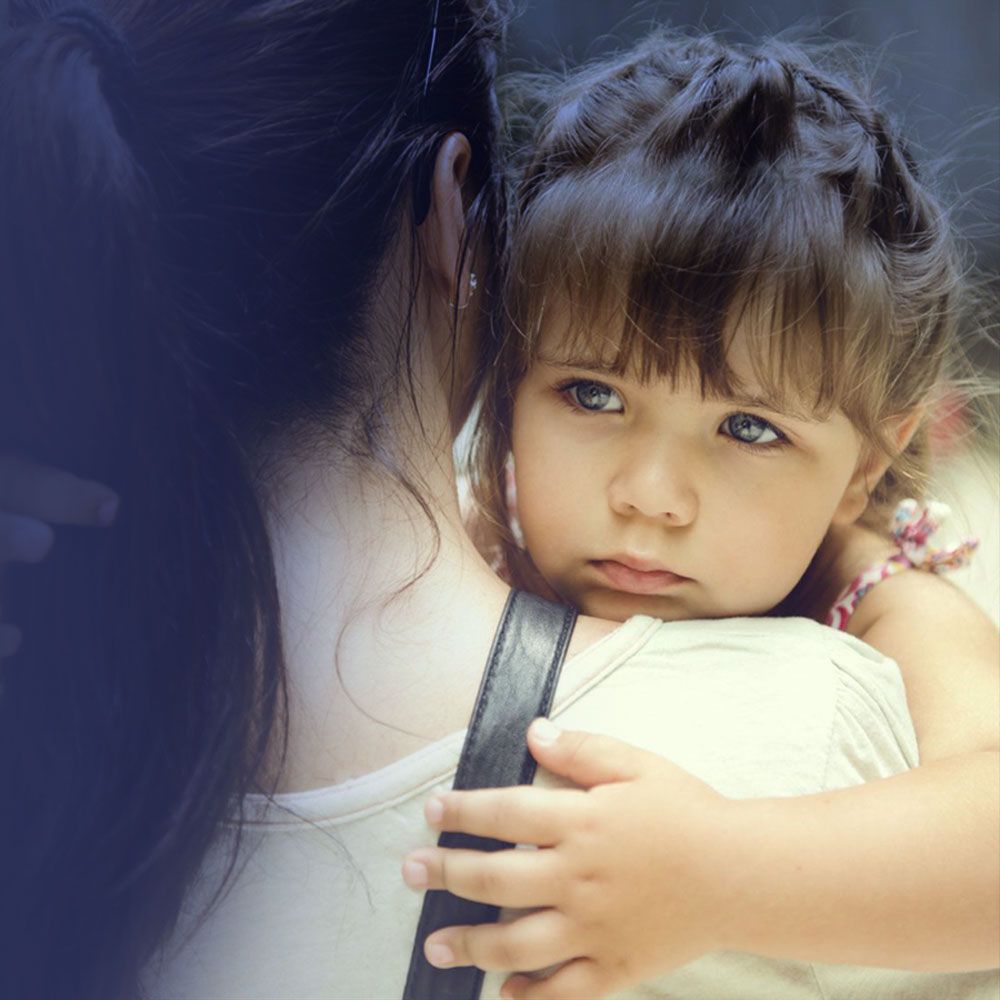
255, 404, 512, 790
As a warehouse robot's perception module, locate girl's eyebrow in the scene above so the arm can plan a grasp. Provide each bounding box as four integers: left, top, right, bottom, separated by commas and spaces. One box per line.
537, 354, 621, 375
717, 390, 788, 414
539, 355, 818, 422
713, 390, 819, 423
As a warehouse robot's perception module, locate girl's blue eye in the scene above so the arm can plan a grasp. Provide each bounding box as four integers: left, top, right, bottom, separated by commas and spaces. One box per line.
721, 412, 783, 445
566, 380, 623, 413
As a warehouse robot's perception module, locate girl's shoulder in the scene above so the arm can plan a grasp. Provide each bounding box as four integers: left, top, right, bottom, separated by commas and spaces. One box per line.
844, 559, 990, 640
824, 499, 981, 633
845, 567, 999, 760
825, 505, 995, 723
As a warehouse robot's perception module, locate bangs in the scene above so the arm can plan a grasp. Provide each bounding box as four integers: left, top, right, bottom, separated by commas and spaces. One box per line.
507, 151, 892, 420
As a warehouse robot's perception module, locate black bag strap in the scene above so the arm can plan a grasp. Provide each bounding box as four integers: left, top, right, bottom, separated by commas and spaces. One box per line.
402, 589, 578, 1000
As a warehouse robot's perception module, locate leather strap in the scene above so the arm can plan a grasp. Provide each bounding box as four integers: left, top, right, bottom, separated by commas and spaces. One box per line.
402, 589, 578, 1000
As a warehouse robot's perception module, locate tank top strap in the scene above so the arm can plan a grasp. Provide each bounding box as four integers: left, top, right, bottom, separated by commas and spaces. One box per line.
825, 554, 913, 630
824, 498, 978, 631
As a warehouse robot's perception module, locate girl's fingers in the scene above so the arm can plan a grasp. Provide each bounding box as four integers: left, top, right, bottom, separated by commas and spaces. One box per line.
526, 719, 650, 787
0, 455, 118, 527
402, 846, 562, 907
502, 959, 610, 1000
426, 785, 582, 844
0, 512, 55, 563
424, 908, 576, 972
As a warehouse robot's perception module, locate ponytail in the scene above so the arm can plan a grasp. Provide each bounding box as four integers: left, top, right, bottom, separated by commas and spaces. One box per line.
0, 9, 284, 997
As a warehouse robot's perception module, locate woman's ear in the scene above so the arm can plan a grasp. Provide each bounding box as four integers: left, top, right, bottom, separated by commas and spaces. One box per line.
832, 409, 924, 525
419, 132, 472, 304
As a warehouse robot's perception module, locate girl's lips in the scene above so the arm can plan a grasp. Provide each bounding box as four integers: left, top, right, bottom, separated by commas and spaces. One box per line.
590, 559, 690, 595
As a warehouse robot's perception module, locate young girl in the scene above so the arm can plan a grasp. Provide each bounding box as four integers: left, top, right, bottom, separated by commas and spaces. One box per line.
403, 31, 1000, 998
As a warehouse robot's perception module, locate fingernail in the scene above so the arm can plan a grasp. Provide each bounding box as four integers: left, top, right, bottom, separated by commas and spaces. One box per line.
11, 519, 53, 563
426, 941, 454, 967
402, 859, 428, 889
425, 796, 444, 826
530, 717, 560, 746
96, 496, 119, 527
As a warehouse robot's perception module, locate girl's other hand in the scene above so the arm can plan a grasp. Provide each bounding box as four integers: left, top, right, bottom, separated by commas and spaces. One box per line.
402, 719, 736, 999
0, 455, 118, 657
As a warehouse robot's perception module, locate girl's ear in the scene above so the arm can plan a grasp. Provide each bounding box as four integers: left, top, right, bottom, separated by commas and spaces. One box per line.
418, 132, 472, 304
832, 409, 924, 525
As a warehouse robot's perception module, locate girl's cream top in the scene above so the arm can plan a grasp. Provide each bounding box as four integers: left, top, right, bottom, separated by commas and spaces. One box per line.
142, 616, 999, 1000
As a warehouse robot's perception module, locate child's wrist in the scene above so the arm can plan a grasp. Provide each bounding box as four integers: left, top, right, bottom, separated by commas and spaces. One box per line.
704, 795, 841, 959
699, 796, 774, 955
656, 790, 755, 957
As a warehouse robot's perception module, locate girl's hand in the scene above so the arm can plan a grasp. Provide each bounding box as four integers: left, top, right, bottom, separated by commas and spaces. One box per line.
0, 455, 118, 656
402, 719, 735, 999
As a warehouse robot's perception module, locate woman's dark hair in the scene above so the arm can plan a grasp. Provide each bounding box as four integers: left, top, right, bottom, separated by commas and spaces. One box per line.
473, 30, 973, 589
0, 1, 507, 997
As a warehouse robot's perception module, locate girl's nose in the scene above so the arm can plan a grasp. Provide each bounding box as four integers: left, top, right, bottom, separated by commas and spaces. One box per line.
607, 447, 697, 525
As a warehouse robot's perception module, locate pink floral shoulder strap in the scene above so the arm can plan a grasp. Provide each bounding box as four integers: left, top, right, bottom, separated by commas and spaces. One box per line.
825, 499, 978, 631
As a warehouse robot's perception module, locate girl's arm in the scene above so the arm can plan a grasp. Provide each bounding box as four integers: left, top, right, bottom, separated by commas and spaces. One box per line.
404, 725, 999, 1000
724, 571, 1000, 974
846, 567, 999, 761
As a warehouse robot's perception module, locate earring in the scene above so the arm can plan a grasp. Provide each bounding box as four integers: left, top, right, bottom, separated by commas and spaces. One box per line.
448, 272, 478, 310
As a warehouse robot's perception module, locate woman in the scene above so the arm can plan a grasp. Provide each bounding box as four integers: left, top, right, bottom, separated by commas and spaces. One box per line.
0, 1, 506, 994
0, 3, 990, 999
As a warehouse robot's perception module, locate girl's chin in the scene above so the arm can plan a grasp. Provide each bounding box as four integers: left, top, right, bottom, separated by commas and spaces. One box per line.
574, 587, 699, 624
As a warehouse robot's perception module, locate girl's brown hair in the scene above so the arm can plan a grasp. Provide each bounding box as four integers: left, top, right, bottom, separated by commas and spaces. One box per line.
471, 30, 976, 590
